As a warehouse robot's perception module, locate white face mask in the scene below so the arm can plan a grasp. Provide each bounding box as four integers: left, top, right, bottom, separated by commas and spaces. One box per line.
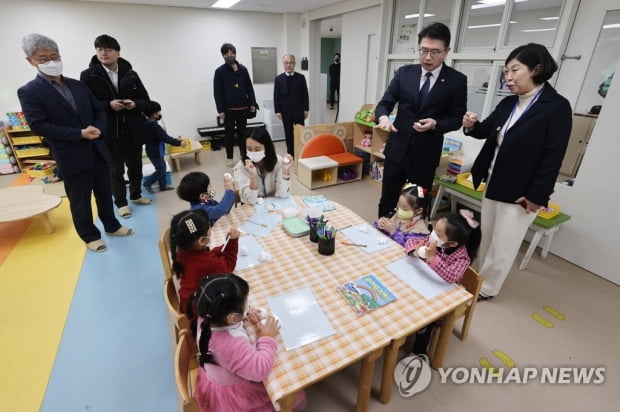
38, 60, 63, 76
246, 151, 265, 163
428, 230, 445, 247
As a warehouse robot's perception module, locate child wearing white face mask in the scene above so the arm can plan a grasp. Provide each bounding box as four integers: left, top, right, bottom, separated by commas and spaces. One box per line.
405, 209, 481, 283
374, 183, 430, 246
169, 209, 239, 312
233, 127, 293, 205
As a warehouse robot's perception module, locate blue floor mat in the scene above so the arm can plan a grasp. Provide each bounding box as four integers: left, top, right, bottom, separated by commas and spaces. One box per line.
41, 198, 177, 412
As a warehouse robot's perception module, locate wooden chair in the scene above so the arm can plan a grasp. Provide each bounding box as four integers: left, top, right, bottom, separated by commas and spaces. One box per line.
455, 266, 484, 340
175, 330, 200, 412
427, 267, 483, 358
159, 226, 173, 281
164, 278, 191, 344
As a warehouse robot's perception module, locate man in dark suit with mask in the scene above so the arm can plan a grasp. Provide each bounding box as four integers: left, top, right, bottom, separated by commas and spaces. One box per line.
273, 54, 309, 157
375, 22, 467, 217
18, 33, 133, 252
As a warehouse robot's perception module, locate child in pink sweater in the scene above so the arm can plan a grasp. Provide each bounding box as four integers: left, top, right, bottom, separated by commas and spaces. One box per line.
187, 274, 306, 412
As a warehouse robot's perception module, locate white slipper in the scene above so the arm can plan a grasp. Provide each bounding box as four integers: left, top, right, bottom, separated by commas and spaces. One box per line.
86, 239, 107, 252
119, 206, 132, 218
106, 226, 134, 236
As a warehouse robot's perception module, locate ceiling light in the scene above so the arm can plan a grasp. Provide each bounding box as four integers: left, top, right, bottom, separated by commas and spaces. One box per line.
540, 16, 559, 20
405, 13, 435, 19
521, 28, 556, 32
472, 0, 526, 10
603, 23, 620, 29
212, 0, 241, 8
468, 21, 516, 29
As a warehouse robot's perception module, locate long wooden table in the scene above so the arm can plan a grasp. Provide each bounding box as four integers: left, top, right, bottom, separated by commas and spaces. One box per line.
211, 197, 472, 410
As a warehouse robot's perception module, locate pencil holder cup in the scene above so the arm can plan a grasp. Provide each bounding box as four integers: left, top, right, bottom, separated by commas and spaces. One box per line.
309, 225, 319, 243
318, 236, 335, 256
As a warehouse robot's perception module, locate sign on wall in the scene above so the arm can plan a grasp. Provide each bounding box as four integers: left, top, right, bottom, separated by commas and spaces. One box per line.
251, 47, 277, 84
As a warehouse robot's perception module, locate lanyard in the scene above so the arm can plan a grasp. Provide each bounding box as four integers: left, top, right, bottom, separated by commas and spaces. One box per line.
256, 165, 266, 197
502, 85, 544, 135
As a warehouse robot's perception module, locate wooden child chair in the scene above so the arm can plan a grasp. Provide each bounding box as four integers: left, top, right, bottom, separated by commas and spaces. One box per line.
427, 267, 483, 358
158, 226, 173, 281
175, 329, 199, 412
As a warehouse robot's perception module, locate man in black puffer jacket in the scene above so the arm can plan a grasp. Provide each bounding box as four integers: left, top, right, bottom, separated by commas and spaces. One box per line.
80, 34, 152, 219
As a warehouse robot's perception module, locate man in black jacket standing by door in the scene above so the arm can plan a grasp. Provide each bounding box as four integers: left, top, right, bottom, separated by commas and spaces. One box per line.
80, 34, 152, 219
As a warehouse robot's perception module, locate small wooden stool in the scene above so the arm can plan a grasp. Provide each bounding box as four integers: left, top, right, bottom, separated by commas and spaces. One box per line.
169, 140, 203, 172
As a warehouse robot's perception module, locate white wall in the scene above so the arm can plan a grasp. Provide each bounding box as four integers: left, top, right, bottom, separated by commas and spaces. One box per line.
550, 58, 620, 285
339, 6, 381, 120
0, 1, 287, 137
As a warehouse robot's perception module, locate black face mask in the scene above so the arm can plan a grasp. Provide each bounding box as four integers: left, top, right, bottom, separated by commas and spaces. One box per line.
156, 114, 162, 121
335, 58, 340, 63
224, 55, 236, 65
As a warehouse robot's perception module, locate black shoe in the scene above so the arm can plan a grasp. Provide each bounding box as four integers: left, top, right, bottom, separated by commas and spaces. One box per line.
160, 186, 175, 191
477, 293, 494, 302
143, 184, 154, 194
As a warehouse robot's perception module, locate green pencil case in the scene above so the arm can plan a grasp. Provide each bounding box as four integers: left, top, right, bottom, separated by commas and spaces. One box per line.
282, 216, 310, 237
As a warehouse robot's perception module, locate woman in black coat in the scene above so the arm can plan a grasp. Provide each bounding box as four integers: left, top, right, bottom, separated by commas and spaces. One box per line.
462, 43, 572, 299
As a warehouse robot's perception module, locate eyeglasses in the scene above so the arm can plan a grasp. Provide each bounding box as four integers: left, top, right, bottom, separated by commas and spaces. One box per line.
31, 54, 61, 64
283, 61, 295, 65
417, 48, 445, 58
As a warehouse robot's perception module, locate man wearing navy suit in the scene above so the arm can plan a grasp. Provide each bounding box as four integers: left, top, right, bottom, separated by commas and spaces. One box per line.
375, 22, 467, 217
273, 54, 309, 156
17, 33, 133, 252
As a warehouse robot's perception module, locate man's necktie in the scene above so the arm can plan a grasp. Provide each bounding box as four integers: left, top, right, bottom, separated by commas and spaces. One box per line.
419, 72, 432, 107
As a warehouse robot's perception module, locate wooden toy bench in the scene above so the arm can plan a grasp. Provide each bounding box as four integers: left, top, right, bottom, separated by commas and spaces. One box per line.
297, 133, 363, 190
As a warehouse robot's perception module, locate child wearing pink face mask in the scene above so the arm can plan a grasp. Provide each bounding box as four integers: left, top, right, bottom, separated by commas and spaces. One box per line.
405, 209, 481, 283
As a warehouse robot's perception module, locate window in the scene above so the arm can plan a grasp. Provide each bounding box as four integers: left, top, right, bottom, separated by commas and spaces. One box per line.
454, 62, 493, 115
458, 0, 506, 50
504, 0, 564, 47
391, 0, 421, 53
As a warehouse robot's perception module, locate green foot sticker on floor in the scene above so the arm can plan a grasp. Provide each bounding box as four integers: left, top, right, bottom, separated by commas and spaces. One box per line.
543, 306, 565, 320
479, 357, 502, 376
532, 313, 554, 328
493, 349, 516, 368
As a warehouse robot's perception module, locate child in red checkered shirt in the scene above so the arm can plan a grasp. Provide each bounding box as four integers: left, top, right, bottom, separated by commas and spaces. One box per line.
405, 209, 481, 283
406, 209, 481, 355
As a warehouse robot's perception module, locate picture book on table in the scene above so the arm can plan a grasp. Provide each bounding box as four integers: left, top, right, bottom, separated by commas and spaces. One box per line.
303, 195, 336, 212
336, 274, 396, 315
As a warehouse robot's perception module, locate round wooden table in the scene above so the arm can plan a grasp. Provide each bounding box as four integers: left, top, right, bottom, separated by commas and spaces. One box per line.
0, 185, 62, 233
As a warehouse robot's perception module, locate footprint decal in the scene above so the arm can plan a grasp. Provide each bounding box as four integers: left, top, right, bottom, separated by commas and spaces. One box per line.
543, 306, 565, 320
532, 313, 554, 328
532, 305, 565, 328
479, 357, 502, 376
492, 349, 516, 368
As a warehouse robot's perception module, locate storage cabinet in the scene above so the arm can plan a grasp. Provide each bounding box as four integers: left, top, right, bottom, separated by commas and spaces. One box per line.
5, 126, 52, 172
352, 119, 389, 183
560, 113, 596, 178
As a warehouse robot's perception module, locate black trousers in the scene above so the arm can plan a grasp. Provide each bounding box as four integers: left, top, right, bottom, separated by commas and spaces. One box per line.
329, 86, 339, 106
108, 139, 144, 208
378, 150, 436, 218
224, 109, 248, 159
63, 150, 121, 242
282, 112, 304, 156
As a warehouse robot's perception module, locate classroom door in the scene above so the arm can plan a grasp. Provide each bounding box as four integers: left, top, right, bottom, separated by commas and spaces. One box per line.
554, 1, 620, 179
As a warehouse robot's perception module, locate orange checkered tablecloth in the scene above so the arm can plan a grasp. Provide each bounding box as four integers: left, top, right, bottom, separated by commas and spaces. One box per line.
211, 197, 472, 411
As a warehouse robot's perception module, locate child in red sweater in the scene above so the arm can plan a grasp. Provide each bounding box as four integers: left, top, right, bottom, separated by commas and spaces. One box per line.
170, 209, 239, 312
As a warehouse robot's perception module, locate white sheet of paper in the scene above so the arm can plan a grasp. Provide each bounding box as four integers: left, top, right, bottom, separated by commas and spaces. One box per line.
255, 196, 297, 214
340, 223, 395, 253
386, 257, 453, 299
267, 287, 335, 350
239, 212, 281, 237
235, 235, 267, 271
